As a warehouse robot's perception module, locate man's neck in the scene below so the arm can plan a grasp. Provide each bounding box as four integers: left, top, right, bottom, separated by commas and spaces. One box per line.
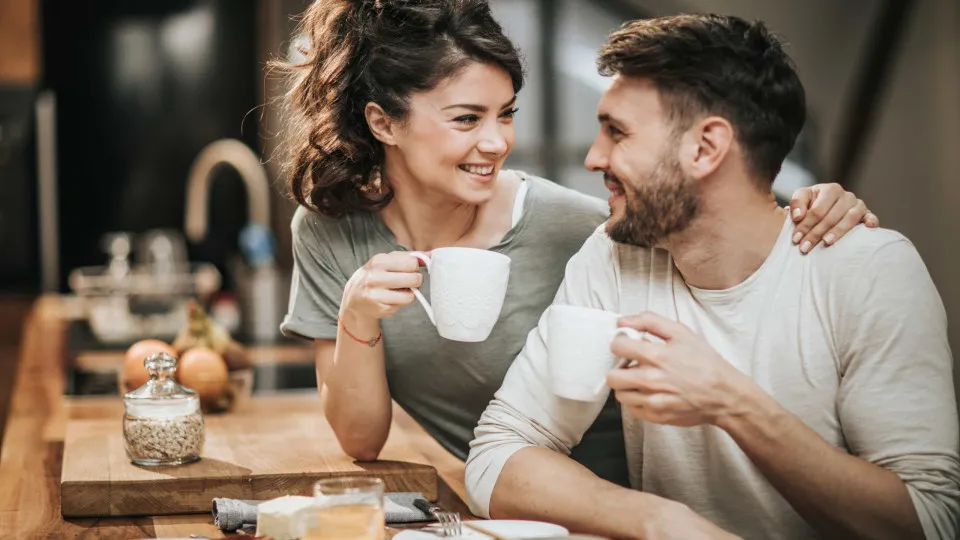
662, 184, 786, 291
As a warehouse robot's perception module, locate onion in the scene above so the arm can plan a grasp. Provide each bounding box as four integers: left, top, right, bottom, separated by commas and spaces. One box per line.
177, 346, 229, 408
123, 339, 177, 392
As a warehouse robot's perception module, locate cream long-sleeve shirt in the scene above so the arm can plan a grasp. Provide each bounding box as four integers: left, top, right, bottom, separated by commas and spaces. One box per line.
465, 219, 960, 540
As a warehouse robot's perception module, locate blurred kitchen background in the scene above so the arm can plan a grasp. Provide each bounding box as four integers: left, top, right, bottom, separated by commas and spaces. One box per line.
0, 0, 958, 421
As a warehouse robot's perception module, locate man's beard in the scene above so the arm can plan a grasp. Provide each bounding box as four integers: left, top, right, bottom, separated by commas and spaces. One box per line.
606, 154, 700, 248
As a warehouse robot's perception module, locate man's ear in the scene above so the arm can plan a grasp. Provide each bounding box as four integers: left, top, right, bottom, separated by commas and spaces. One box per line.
685, 116, 734, 180
365, 102, 397, 146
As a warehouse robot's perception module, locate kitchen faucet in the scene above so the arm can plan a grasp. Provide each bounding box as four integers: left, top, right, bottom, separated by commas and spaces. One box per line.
183, 138, 282, 342
184, 138, 271, 243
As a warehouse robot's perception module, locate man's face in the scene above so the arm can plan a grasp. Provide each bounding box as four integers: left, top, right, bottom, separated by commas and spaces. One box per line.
584, 77, 699, 248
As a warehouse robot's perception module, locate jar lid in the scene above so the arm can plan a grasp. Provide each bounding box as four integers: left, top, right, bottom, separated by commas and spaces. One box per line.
124, 352, 200, 417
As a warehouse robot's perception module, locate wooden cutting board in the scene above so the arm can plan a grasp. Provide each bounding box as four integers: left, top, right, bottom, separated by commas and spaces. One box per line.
60, 394, 438, 517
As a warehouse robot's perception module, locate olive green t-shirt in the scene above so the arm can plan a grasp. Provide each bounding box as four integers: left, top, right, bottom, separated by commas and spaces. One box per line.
281, 171, 628, 485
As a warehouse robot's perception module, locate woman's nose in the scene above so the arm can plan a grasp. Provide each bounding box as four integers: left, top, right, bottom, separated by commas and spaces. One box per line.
477, 125, 509, 156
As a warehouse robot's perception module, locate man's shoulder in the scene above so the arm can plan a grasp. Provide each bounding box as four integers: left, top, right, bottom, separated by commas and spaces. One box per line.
803, 225, 935, 309
569, 225, 664, 275
809, 225, 918, 268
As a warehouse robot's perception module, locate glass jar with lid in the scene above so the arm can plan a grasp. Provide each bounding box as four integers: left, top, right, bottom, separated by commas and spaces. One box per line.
123, 352, 205, 466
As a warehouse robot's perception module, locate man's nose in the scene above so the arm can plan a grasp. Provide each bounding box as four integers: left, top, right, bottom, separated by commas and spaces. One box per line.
584, 139, 609, 172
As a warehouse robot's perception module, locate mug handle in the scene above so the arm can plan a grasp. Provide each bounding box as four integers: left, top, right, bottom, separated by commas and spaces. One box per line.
588, 327, 650, 397
612, 327, 648, 369
408, 252, 435, 325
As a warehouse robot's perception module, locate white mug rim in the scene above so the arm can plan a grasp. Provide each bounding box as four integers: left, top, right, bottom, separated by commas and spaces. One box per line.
427, 246, 510, 263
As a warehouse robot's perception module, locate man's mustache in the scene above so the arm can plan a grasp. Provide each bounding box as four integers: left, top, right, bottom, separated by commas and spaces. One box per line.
603, 172, 623, 187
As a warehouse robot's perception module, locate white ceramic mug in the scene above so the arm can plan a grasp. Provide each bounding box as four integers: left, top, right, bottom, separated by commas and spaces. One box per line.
408, 247, 511, 342
547, 304, 654, 401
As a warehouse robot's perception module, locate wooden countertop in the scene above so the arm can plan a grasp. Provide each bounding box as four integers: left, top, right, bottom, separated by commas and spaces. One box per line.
0, 296, 471, 538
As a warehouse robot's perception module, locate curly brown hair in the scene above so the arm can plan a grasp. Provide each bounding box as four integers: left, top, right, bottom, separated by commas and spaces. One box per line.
276, 0, 524, 218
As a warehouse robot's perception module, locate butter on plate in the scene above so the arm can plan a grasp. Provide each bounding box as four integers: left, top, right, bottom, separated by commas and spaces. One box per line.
256, 495, 318, 540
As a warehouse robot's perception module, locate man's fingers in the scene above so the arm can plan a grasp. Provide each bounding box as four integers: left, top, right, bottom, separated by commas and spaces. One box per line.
606, 366, 675, 394
613, 388, 650, 407
617, 312, 686, 341
610, 335, 665, 369
615, 391, 688, 420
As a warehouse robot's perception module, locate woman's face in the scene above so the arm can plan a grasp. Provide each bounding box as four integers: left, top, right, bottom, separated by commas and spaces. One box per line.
385, 61, 518, 204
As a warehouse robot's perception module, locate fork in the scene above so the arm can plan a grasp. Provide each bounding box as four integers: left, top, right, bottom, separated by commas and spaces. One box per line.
414, 498, 463, 537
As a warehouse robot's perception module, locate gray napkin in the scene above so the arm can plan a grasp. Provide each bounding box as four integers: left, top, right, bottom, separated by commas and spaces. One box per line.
381, 492, 434, 524
211, 492, 432, 532
212, 498, 260, 532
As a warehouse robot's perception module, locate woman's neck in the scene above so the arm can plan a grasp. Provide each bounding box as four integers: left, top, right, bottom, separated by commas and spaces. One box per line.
378, 166, 518, 252
381, 189, 478, 251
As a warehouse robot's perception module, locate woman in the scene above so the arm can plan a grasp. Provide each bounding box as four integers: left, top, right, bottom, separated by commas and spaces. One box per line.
278, 0, 877, 485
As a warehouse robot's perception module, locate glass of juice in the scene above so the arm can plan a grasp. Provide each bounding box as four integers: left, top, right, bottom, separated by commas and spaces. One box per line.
306, 477, 386, 540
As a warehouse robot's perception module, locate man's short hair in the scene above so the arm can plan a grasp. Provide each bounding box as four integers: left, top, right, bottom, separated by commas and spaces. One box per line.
598, 14, 807, 184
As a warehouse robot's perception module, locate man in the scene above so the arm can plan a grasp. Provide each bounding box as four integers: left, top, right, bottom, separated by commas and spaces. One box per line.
464, 14, 960, 540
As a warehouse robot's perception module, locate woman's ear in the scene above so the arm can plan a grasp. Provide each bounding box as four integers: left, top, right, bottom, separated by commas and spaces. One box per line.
365, 102, 397, 146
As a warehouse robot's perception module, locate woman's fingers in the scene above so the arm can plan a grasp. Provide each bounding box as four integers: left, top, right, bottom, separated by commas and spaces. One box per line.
370, 288, 417, 307
369, 269, 423, 290
368, 251, 422, 272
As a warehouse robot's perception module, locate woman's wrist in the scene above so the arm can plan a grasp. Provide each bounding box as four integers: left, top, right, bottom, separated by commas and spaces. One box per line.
338, 307, 382, 344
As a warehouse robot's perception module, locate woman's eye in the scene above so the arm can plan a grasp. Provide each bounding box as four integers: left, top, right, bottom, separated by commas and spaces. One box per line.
500, 107, 519, 120
454, 115, 480, 125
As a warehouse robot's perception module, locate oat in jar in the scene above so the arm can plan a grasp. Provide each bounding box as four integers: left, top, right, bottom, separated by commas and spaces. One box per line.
122, 352, 205, 466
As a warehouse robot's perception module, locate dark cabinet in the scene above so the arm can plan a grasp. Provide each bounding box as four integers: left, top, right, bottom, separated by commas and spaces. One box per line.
41, 0, 259, 291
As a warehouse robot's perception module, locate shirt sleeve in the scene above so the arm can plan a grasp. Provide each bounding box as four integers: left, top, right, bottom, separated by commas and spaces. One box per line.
464, 228, 623, 518
279, 208, 349, 341
836, 238, 960, 540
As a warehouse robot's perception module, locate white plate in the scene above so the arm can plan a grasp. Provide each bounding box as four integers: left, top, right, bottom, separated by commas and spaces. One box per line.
394, 519, 569, 539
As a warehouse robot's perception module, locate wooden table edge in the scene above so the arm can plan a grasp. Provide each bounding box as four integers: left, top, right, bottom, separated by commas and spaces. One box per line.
0, 295, 473, 539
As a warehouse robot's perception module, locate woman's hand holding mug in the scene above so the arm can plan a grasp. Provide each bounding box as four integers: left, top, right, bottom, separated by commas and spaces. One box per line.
341, 252, 425, 321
